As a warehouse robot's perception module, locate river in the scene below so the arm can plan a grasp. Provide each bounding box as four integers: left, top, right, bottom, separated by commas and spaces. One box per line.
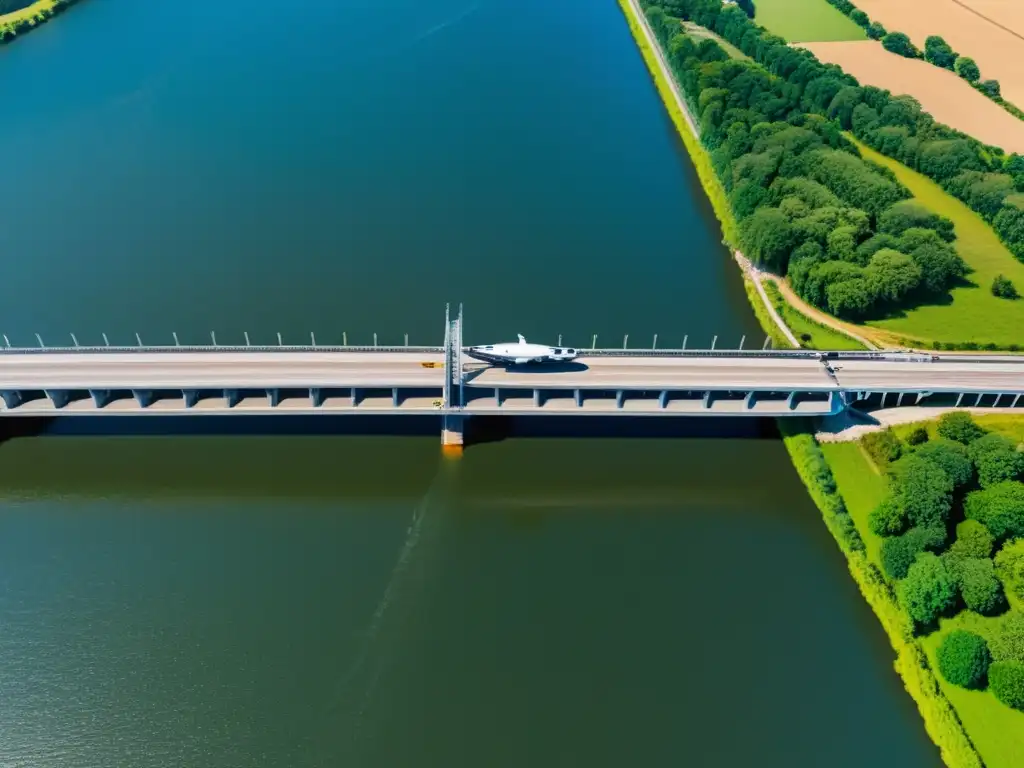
0, 0, 938, 765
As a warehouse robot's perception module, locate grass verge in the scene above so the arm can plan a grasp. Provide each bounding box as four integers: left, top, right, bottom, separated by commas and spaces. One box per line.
784, 424, 985, 768
890, 413, 1024, 445
850, 138, 1024, 349
752, 0, 867, 43
763, 281, 868, 350
0, 0, 80, 40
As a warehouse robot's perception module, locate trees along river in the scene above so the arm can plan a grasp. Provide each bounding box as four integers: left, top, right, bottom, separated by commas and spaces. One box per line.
0, 0, 937, 765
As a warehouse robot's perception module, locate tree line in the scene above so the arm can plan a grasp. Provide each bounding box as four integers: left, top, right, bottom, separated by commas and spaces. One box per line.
641, 0, 1024, 304
818, 0, 1022, 119
863, 413, 1024, 712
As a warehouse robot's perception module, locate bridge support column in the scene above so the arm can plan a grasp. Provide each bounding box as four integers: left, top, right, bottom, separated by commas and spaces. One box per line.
534, 389, 542, 408
744, 391, 756, 410
955, 392, 965, 407
494, 388, 502, 407
90, 389, 110, 409
575, 389, 582, 408
702, 391, 711, 410
310, 388, 323, 407
616, 390, 625, 409
0, 390, 22, 409
975, 392, 984, 407
1014, 394, 1021, 408
441, 413, 466, 456
351, 388, 359, 407
184, 390, 199, 408
225, 389, 240, 408
45, 390, 70, 409
267, 388, 280, 407
132, 390, 153, 408
787, 391, 797, 410
659, 391, 669, 409
897, 392, 905, 407
880, 392, 888, 408
392, 388, 400, 408
829, 391, 843, 415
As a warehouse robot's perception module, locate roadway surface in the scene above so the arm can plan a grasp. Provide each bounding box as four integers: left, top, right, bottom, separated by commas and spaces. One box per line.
0, 351, 1021, 393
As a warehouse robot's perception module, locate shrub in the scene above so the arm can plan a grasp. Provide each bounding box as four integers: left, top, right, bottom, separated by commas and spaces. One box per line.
887, 454, 954, 528
882, 526, 947, 580
937, 411, 984, 444
954, 56, 981, 84
965, 482, 1024, 542
863, 429, 903, 467
957, 557, 1007, 615
989, 660, 1024, 710
967, 434, 1024, 488
990, 611, 1024, 662
949, 519, 994, 560
992, 274, 1019, 299
915, 439, 973, 489
899, 552, 957, 626
979, 79, 1002, 99
870, 496, 907, 536
995, 539, 1024, 601
936, 630, 991, 688
906, 425, 929, 446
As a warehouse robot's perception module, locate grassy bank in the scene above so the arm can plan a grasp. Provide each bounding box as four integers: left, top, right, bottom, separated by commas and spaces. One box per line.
822, 415, 1024, 768
782, 424, 984, 768
0, 0, 81, 41
617, 0, 739, 247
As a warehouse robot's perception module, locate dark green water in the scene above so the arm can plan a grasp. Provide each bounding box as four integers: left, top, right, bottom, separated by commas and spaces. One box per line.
0, 0, 938, 765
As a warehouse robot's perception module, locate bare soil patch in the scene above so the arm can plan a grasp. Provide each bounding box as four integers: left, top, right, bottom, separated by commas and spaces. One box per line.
853, 0, 1024, 110
801, 40, 1024, 153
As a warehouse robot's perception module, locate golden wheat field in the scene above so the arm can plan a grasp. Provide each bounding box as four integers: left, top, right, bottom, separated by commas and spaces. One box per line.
801, 40, 1024, 153
853, 0, 1024, 110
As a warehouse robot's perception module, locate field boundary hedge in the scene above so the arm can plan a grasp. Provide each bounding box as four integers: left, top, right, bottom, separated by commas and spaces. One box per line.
779, 421, 985, 768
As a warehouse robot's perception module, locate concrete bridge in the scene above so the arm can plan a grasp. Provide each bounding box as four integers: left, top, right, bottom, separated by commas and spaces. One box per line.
2, 307, 1022, 447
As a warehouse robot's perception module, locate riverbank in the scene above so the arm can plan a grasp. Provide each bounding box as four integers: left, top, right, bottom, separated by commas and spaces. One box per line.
0, 0, 81, 41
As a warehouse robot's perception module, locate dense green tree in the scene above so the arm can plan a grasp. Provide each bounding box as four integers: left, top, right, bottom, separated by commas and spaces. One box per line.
878, 200, 955, 242
915, 439, 973, 489
881, 525, 946, 580
937, 630, 991, 688
867, 21, 886, 40
899, 552, 957, 626
888, 454, 954, 527
979, 79, 1002, 99
994, 540, 1024, 602
992, 274, 1019, 299
949, 519, 994, 560
801, 260, 863, 308
918, 140, 984, 182
957, 557, 1007, 615
990, 610, 1024, 662
898, 228, 967, 294
936, 411, 985, 444
989, 660, 1024, 710
742, 207, 796, 273
825, 276, 874, 319
954, 56, 981, 83
800, 148, 910, 217
924, 36, 958, 70
865, 249, 922, 304
968, 434, 1024, 488
849, 9, 869, 28
826, 225, 859, 261
882, 32, 918, 59
946, 171, 1016, 219
869, 496, 907, 537
965, 481, 1024, 542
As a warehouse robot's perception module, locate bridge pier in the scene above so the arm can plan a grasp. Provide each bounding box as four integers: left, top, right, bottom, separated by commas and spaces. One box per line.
45, 389, 70, 409
267, 388, 280, 407
1, 390, 22, 409
441, 413, 465, 456
90, 389, 110, 408
310, 387, 323, 407
184, 390, 199, 408
132, 389, 153, 408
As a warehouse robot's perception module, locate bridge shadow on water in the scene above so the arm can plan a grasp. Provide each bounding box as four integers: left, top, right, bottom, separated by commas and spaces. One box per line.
0, 413, 781, 443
